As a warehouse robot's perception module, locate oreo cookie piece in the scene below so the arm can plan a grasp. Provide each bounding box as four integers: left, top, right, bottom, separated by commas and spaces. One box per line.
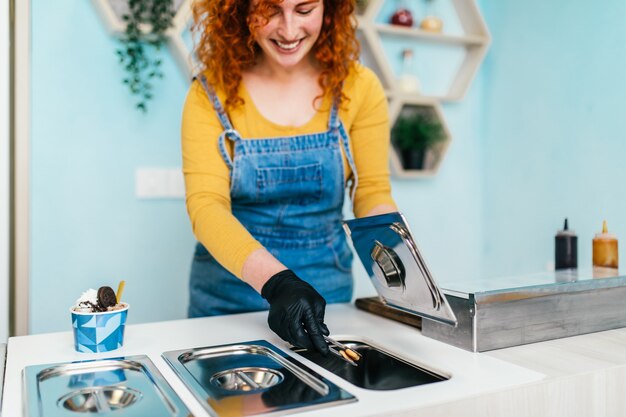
97, 286, 118, 310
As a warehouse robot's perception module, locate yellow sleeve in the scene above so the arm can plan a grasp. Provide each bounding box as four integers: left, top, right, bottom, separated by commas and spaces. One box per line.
346, 66, 397, 217
181, 80, 263, 278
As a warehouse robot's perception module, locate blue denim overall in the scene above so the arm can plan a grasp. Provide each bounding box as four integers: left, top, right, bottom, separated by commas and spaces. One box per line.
188, 75, 359, 317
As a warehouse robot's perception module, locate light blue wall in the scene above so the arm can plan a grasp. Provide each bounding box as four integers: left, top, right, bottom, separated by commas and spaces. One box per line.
30, 0, 196, 333
388, 94, 485, 287
30, 0, 483, 333
480, 0, 626, 278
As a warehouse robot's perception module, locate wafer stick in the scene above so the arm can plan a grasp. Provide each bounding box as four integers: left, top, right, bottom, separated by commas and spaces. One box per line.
116, 280, 126, 303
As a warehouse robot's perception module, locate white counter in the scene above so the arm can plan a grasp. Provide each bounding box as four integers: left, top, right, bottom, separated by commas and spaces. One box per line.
0, 343, 5, 411
5, 303, 624, 416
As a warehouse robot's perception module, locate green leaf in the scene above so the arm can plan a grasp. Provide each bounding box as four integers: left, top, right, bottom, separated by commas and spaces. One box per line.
391, 109, 446, 151
115, 0, 174, 112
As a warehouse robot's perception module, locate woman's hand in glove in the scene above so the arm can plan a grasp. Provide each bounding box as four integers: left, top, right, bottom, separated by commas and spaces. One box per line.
261, 269, 330, 355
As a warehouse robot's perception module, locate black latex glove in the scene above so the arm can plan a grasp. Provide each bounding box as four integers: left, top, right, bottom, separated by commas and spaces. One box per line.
261, 270, 330, 355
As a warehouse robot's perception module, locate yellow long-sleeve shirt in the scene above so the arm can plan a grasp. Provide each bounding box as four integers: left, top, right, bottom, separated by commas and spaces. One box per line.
181, 63, 396, 278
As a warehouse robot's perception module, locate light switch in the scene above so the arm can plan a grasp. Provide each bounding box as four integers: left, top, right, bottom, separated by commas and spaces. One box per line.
167, 169, 185, 198
135, 168, 184, 199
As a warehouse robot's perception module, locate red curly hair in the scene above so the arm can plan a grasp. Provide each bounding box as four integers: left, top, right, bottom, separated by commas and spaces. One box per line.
192, 0, 359, 110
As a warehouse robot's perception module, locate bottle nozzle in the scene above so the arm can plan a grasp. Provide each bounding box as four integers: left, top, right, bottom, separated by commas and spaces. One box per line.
602, 220, 608, 234
563, 218, 569, 231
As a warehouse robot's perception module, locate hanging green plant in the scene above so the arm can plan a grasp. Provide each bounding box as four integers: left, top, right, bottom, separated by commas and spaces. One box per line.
116, 0, 175, 112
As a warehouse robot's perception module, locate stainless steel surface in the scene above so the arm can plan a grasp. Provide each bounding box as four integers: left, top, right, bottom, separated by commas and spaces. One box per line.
343, 212, 457, 326
162, 340, 355, 417
293, 338, 449, 391
423, 270, 626, 352
211, 367, 283, 391
442, 269, 626, 301
23, 355, 191, 416
323, 337, 359, 367
58, 386, 141, 412
0, 343, 5, 411
323, 337, 356, 354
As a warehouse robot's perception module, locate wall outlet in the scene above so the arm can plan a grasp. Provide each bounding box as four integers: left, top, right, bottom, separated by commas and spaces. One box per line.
135, 168, 185, 199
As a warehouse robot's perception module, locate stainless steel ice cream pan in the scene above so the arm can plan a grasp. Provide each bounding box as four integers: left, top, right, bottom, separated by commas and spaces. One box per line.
23, 355, 191, 417
162, 340, 355, 417
292, 338, 450, 391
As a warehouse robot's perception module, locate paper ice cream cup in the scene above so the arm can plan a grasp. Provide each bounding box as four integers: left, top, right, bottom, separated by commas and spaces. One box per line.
70, 303, 129, 353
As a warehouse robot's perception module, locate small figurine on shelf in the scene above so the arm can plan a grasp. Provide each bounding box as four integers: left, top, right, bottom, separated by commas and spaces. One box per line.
390, 0, 414, 27
398, 49, 421, 94
420, 0, 444, 33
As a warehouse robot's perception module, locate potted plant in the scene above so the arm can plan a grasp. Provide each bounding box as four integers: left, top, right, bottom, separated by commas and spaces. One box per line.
356, 0, 370, 15
115, 0, 175, 112
391, 109, 446, 170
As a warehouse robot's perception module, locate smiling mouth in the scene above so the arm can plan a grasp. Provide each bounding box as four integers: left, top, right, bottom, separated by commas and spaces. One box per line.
273, 39, 302, 51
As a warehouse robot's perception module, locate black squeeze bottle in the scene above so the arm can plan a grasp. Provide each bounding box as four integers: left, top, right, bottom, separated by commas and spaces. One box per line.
555, 218, 578, 270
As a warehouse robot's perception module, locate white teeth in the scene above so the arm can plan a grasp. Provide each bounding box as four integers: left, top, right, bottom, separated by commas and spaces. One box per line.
275, 40, 300, 50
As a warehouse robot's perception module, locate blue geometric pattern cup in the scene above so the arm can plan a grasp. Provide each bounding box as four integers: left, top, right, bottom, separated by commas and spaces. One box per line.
71, 304, 129, 353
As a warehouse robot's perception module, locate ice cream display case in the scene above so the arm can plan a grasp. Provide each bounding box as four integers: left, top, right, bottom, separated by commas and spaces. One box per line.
423, 269, 626, 352
344, 212, 626, 352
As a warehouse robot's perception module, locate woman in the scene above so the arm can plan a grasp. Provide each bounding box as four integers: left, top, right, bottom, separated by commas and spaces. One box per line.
182, 0, 397, 354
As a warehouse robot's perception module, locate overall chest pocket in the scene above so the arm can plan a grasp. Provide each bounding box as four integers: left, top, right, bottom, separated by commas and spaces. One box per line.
256, 163, 323, 205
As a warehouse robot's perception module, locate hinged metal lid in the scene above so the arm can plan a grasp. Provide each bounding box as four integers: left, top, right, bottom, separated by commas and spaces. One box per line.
343, 212, 457, 326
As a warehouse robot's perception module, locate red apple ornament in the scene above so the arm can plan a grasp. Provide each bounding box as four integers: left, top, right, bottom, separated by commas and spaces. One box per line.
390, 8, 414, 27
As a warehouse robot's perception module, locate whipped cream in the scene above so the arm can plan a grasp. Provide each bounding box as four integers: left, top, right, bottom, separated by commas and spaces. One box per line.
76, 288, 98, 308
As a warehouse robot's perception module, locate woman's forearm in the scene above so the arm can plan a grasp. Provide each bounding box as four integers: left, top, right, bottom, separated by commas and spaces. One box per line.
363, 204, 398, 217
241, 248, 288, 293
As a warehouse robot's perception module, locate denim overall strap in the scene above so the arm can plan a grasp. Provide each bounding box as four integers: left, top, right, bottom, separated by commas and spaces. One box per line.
217, 129, 242, 171
330, 102, 359, 203
328, 101, 340, 132
196, 75, 242, 172
197, 75, 233, 130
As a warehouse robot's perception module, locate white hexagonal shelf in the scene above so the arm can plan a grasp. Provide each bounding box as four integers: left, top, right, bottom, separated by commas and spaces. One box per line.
166, 0, 199, 81
354, 0, 488, 177
387, 96, 451, 177
356, 24, 394, 91
366, 0, 490, 101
